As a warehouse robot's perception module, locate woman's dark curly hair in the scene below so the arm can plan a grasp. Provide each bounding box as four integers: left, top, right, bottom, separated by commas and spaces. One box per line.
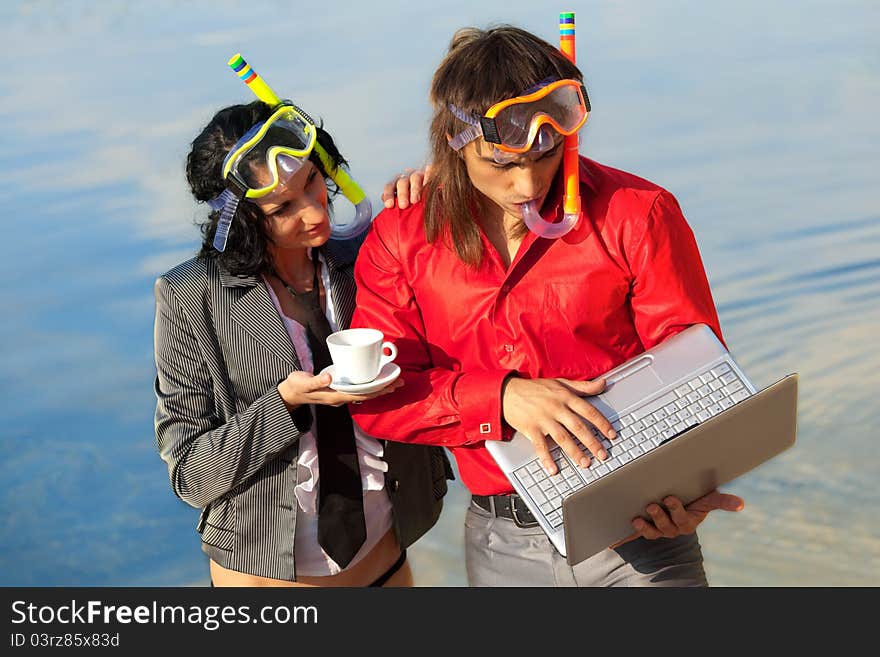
186, 100, 348, 276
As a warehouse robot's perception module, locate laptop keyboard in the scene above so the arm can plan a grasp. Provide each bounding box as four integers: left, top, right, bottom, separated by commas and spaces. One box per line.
512, 362, 752, 529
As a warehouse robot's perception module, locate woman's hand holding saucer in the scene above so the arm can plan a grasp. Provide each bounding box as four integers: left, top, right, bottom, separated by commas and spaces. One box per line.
277, 370, 404, 409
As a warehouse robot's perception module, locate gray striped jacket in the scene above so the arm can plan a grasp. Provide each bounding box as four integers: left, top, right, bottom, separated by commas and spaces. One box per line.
153, 238, 451, 581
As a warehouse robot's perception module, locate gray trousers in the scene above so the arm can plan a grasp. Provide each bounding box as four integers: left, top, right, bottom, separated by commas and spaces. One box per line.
464, 499, 708, 587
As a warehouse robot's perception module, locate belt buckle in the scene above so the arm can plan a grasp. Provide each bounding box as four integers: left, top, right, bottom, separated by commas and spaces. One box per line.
509, 494, 539, 528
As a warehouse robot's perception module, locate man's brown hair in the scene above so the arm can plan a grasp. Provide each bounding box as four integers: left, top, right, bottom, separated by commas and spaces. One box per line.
423, 25, 583, 266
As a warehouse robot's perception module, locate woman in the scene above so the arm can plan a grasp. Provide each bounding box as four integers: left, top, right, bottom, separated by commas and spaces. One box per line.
153, 99, 452, 587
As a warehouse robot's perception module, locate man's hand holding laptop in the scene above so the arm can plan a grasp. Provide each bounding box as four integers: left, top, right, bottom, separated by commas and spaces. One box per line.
501, 374, 745, 548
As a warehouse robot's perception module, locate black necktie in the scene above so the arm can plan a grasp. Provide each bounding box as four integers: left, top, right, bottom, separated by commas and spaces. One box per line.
283, 259, 366, 568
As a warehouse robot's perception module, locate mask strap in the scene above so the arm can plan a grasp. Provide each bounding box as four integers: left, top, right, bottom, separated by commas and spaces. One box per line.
448, 104, 484, 151
212, 193, 241, 253
449, 103, 479, 126
207, 174, 247, 252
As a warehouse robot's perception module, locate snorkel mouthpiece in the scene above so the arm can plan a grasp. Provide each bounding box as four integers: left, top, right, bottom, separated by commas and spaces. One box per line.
332, 198, 374, 239
520, 200, 578, 239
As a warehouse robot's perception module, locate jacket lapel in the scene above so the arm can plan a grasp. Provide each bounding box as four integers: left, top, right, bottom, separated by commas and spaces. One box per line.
221, 268, 300, 370
217, 236, 359, 369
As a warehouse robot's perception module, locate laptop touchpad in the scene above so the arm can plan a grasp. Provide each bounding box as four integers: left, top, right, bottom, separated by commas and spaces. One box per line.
588, 358, 664, 419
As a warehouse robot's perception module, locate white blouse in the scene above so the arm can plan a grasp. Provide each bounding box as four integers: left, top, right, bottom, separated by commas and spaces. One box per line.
263, 251, 393, 577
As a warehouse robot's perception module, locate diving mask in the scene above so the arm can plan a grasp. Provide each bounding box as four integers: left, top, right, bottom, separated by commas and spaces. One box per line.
208, 102, 373, 251
221, 103, 316, 199
209, 103, 317, 252
449, 78, 590, 157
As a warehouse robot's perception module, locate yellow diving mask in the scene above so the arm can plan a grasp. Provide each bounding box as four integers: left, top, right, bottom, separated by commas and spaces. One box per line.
208, 102, 317, 251
222, 103, 317, 198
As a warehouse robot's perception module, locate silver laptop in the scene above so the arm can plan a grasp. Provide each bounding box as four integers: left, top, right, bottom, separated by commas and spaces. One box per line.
486, 323, 798, 565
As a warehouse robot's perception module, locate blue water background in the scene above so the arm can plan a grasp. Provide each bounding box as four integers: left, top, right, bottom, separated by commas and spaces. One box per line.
1, 0, 877, 586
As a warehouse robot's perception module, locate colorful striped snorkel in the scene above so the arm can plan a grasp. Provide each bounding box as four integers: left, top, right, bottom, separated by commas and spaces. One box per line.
228, 54, 283, 106
559, 11, 582, 228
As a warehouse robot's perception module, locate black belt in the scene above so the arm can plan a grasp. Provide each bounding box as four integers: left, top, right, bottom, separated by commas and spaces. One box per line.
471, 494, 539, 528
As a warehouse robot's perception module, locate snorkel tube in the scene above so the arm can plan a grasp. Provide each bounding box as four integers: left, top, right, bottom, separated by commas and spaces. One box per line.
520, 11, 583, 239
227, 54, 373, 240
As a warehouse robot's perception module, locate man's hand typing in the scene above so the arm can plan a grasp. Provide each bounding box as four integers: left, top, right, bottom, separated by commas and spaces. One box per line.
501, 376, 617, 475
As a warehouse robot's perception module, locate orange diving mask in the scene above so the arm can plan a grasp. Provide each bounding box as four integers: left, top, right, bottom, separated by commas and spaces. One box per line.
449, 78, 590, 157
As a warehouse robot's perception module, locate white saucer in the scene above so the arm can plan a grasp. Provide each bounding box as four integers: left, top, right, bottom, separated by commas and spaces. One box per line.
320, 362, 401, 394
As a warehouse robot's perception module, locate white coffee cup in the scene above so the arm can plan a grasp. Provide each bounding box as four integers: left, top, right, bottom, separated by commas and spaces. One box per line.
326, 328, 398, 385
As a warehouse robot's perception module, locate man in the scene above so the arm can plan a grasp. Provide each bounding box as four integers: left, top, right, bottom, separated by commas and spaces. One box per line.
351, 25, 744, 586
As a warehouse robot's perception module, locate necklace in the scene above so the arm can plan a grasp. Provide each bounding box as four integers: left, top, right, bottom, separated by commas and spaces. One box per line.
272, 260, 317, 297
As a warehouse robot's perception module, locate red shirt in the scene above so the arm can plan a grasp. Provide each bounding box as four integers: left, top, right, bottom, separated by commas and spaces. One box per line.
350, 156, 722, 495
